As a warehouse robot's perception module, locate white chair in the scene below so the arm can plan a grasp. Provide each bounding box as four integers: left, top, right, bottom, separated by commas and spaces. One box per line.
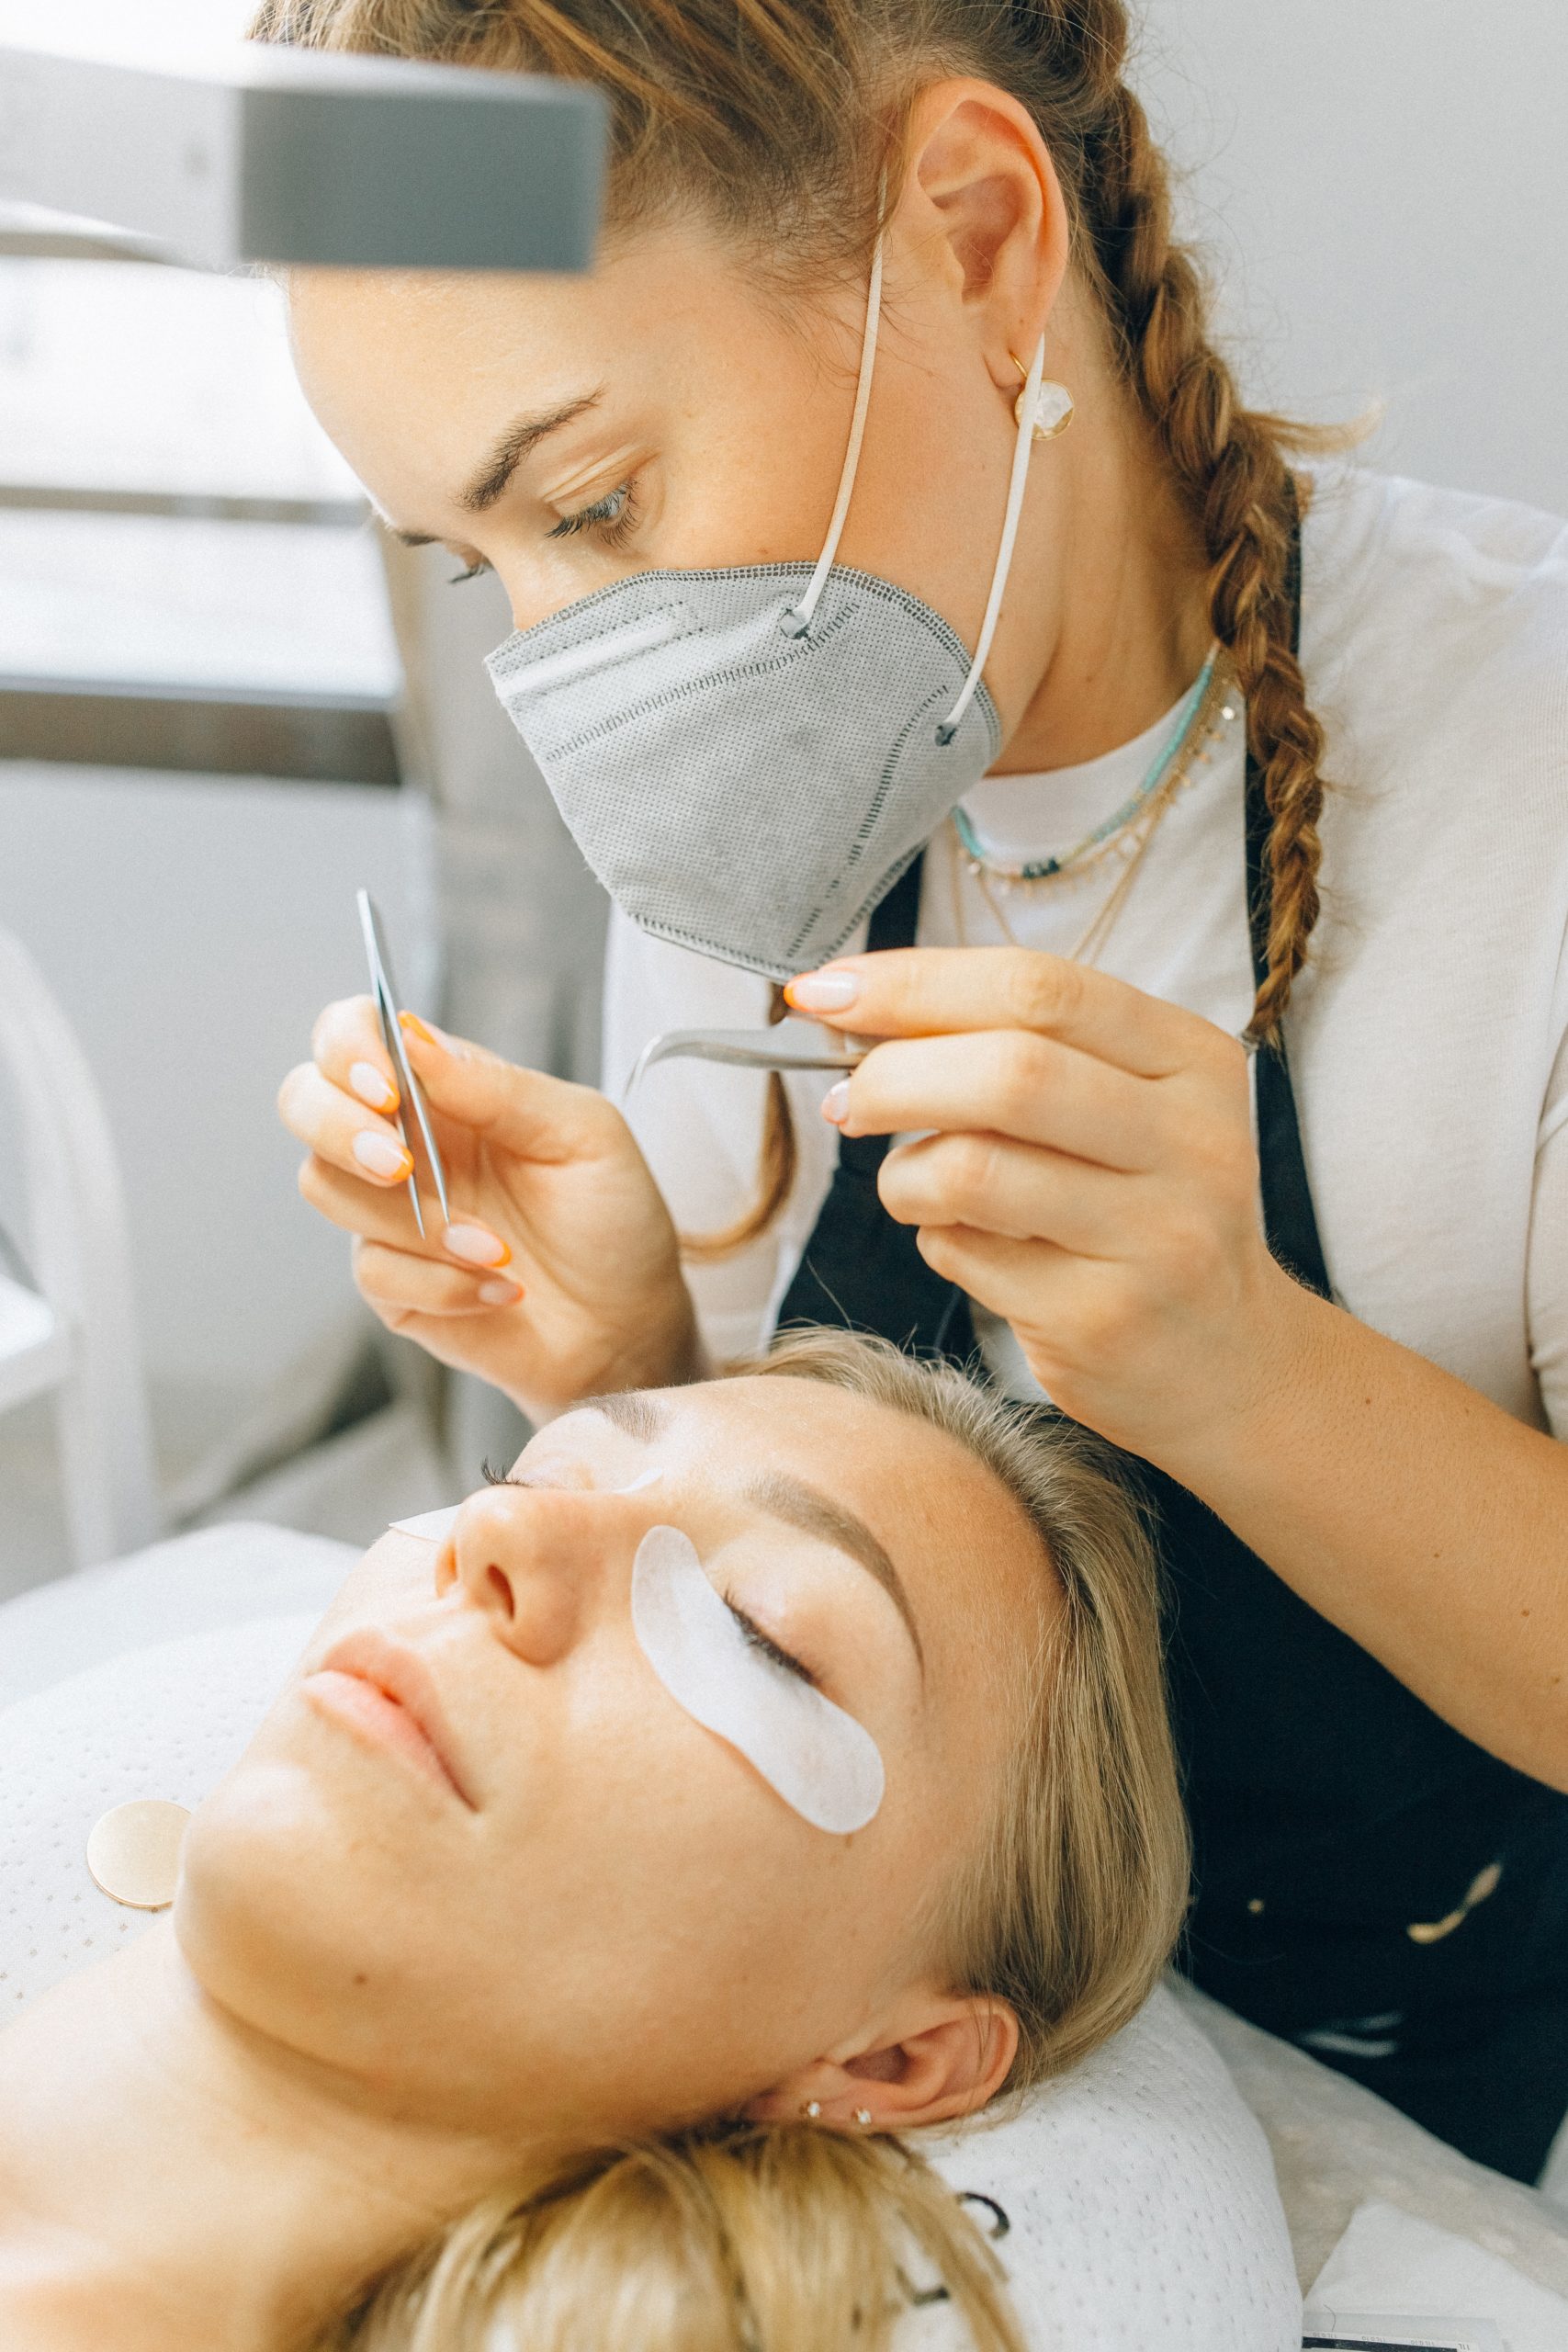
0, 924, 163, 1570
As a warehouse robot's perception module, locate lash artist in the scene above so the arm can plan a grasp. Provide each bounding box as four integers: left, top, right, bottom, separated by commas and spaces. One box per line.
270, 0, 1568, 2179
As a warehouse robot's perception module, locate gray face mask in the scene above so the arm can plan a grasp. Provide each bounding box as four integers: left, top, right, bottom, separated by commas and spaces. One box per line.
486, 235, 1051, 980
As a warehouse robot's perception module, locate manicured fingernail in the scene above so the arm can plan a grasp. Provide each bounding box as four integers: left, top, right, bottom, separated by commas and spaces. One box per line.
400, 1011, 465, 1059
479, 1277, 524, 1307
353, 1130, 412, 1181
822, 1080, 850, 1125
349, 1060, 398, 1112
445, 1222, 510, 1268
786, 970, 860, 1012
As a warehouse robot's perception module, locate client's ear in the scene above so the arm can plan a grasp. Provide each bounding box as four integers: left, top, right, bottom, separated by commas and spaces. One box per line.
746, 1994, 1019, 2132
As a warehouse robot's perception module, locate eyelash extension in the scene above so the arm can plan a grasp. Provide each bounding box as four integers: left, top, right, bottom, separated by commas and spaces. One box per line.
547, 478, 640, 553
448, 558, 491, 585
723, 1593, 817, 1689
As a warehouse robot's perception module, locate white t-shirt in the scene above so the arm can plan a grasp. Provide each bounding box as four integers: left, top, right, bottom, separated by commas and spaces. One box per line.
604, 465, 1568, 1438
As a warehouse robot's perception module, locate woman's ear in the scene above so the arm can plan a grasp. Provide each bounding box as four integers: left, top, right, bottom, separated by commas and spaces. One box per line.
746, 1993, 1019, 2132
892, 77, 1071, 388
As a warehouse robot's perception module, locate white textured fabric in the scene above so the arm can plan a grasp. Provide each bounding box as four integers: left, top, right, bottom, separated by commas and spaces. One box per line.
0, 1521, 355, 1711
0, 1606, 1299, 2346
1308, 2200, 1568, 2350
907, 1983, 1302, 2349
0, 1613, 319, 2014
603, 465, 1568, 1440
1177, 1981, 1568, 2298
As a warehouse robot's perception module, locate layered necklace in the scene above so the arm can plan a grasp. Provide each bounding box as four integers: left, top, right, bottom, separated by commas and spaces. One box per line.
950, 649, 1239, 967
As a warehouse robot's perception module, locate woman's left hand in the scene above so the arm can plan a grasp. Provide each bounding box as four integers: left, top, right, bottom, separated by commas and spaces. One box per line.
786, 946, 1303, 1468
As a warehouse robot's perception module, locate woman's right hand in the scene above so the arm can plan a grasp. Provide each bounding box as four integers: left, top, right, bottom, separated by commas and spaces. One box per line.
277, 1001, 701, 1422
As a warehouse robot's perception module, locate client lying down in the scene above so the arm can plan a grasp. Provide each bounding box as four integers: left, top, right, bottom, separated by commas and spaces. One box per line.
0, 1329, 1191, 2352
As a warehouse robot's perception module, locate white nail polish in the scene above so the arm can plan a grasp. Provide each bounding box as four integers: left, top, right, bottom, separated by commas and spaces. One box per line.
822, 1080, 850, 1124
790, 971, 860, 1011
446, 1223, 509, 1268
353, 1131, 411, 1180
479, 1278, 521, 1306
349, 1061, 396, 1111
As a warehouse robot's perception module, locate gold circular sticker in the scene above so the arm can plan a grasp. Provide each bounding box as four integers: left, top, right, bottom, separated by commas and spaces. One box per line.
85, 1800, 193, 1910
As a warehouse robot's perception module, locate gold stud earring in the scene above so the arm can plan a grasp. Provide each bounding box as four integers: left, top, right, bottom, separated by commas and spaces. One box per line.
800, 2099, 822, 2120
1011, 354, 1075, 442
852, 2106, 874, 2129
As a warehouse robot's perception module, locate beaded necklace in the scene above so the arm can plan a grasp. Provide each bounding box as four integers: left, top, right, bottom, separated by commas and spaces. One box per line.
949, 653, 1240, 966
952, 647, 1232, 881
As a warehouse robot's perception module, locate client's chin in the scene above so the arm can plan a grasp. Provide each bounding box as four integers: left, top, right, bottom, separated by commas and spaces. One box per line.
174, 1728, 459, 2098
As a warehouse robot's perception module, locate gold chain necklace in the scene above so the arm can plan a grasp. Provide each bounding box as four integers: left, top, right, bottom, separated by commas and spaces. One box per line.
950, 662, 1239, 967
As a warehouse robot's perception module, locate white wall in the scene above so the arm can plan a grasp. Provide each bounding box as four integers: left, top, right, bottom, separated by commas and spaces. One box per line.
0, 768, 423, 1406
1134, 0, 1568, 514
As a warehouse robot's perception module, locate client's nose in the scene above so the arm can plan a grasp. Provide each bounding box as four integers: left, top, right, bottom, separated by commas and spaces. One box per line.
446, 1482, 631, 1666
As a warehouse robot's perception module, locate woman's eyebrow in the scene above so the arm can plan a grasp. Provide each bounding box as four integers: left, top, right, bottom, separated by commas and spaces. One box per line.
742, 1469, 924, 1676
457, 390, 604, 514
581, 1391, 671, 1444
578, 1396, 922, 1668
379, 391, 606, 548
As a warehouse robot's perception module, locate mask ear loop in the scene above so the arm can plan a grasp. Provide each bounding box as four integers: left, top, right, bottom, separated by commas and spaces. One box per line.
934, 332, 1045, 745
780, 220, 886, 639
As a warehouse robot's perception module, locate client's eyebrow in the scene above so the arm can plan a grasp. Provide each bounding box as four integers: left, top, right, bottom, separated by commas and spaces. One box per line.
743, 1470, 924, 1677
581, 1391, 671, 1445
581, 1395, 922, 1670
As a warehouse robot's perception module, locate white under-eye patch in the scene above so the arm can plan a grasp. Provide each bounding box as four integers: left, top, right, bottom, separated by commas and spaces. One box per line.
631, 1524, 885, 1834
615, 1464, 663, 1494
390, 1465, 661, 1544
392, 1504, 461, 1543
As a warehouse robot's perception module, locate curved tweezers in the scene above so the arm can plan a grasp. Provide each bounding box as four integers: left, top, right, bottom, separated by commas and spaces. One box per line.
626, 1017, 873, 1100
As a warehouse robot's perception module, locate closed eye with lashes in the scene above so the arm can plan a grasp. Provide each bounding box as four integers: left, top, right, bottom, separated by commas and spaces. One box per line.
547, 480, 640, 551
478, 1467, 816, 1686
723, 1596, 816, 1689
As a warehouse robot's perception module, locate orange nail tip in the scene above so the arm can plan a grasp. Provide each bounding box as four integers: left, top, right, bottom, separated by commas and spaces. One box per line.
442, 1223, 511, 1269
398, 1011, 438, 1046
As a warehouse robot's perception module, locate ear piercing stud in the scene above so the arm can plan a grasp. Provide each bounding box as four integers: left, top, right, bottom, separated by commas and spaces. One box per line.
798, 2098, 874, 2127
1010, 354, 1076, 441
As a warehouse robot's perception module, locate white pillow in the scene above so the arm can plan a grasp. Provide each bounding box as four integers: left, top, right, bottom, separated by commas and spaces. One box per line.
0, 1613, 319, 2014
0, 1611, 1301, 2352
914, 1985, 1300, 2349
0, 1521, 355, 1711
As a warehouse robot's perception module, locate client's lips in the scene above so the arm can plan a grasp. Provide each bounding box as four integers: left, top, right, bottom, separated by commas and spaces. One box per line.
305, 1629, 476, 1809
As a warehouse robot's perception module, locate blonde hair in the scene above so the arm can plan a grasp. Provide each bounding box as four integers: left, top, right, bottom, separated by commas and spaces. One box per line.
310, 1328, 1187, 2351
251, 0, 1336, 1256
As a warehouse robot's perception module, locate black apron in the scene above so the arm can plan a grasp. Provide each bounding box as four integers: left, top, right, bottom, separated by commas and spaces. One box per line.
777, 559, 1568, 2182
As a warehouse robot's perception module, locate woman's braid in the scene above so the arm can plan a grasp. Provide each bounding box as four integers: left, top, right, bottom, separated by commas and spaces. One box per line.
1067, 23, 1329, 1044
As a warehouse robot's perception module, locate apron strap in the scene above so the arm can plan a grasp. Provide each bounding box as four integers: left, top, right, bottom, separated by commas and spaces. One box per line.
780, 495, 1329, 1339
776, 852, 975, 1356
